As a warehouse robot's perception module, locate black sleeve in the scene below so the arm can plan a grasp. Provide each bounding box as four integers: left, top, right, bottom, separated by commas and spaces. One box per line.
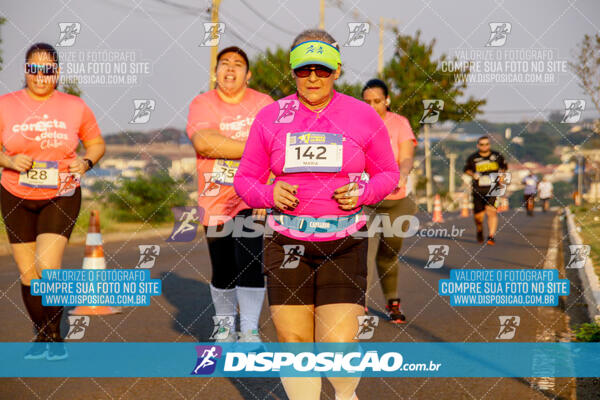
497, 153, 507, 170
464, 154, 475, 173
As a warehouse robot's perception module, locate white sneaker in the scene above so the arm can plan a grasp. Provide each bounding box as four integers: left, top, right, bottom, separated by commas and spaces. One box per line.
214, 328, 237, 343
237, 329, 261, 343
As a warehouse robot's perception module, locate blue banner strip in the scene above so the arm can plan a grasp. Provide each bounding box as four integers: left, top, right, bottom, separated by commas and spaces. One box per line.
1, 343, 600, 377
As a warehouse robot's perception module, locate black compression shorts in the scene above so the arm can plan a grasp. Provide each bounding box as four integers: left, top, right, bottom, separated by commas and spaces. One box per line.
263, 226, 368, 307
0, 185, 82, 243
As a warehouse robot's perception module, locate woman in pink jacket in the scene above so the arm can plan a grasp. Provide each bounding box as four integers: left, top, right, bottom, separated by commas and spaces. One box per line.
234, 29, 399, 400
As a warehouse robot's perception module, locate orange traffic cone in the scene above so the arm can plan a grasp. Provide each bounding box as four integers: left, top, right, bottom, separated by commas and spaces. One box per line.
497, 197, 509, 213
69, 210, 121, 316
432, 194, 444, 223
460, 194, 470, 218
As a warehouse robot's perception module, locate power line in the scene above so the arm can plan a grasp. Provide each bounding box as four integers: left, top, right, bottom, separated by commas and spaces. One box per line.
238, 0, 297, 36
220, 11, 280, 48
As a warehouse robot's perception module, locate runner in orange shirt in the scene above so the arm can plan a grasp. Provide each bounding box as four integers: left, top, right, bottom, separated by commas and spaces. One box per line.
186, 46, 273, 342
362, 79, 417, 323
0, 43, 105, 360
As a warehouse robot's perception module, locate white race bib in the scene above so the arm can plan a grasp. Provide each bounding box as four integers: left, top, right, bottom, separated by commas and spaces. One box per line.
211, 159, 239, 186
19, 160, 59, 189
283, 132, 343, 173
478, 175, 491, 186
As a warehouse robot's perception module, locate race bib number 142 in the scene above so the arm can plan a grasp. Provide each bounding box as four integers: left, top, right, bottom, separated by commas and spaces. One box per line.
283, 132, 343, 173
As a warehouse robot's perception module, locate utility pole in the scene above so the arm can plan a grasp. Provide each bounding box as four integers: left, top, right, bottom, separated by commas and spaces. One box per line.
377, 17, 397, 76
578, 154, 584, 204
448, 153, 457, 198
319, 0, 325, 29
208, 0, 222, 90
424, 124, 433, 212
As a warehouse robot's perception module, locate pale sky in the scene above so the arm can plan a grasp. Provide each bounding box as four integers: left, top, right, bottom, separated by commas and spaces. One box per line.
1, 0, 599, 134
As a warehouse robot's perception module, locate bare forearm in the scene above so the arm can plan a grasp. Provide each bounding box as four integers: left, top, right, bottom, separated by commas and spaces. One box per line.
82, 143, 105, 165
192, 131, 245, 159
398, 142, 414, 178
0, 151, 12, 168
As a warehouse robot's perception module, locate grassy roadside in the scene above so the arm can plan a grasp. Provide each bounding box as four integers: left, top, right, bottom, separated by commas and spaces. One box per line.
0, 198, 174, 244
570, 204, 600, 279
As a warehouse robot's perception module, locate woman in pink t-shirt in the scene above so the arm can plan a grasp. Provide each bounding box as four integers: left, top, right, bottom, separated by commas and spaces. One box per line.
186, 46, 273, 343
0, 43, 105, 360
362, 79, 417, 324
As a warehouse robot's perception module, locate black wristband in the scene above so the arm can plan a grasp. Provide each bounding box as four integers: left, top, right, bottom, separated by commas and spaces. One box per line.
83, 158, 94, 171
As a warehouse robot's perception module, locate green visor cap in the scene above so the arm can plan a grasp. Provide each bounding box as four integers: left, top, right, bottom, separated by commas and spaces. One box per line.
290, 40, 341, 71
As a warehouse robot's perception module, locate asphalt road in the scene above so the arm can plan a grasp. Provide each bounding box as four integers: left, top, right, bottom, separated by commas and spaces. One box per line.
0, 209, 583, 399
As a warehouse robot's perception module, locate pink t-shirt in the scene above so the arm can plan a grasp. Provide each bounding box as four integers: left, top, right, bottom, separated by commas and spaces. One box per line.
383, 112, 417, 200
186, 88, 274, 226
234, 91, 400, 241
0, 89, 101, 200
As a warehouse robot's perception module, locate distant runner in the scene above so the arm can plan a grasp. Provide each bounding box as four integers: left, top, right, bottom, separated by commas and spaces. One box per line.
522, 171, 538, 216
463, 136, 507, 245
538, 176, 553, 212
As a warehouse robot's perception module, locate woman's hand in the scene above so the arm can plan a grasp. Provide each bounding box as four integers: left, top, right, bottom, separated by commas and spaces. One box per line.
333, 183, 360, 211
273, 181, 299, 211
68, 157, 89, 175
9, 154, 33, 172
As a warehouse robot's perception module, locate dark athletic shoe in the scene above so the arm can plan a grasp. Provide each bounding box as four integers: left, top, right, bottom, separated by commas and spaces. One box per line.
487, 236, 496, 246
386, 299, 406, 324
477, 231, 484, 243
24, 342, 48, 360
47, 342, 68, 361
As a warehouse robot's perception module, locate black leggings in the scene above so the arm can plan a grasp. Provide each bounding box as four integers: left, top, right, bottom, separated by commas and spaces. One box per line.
205, 209, 265, 289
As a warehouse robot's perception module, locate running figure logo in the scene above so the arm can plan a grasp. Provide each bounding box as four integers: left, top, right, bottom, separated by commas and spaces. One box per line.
66, 316, 90, 340
57, 172, 80, 197
566, 245, 590, 269
425, 245, 449, 269
345, 22, 370, 47
56, 22, 81, 47
200, 23, 225, 47
191, 345, 222, 375
348, 173, 367, 197
487, 172, 511, 197
561, 100, 586, 123
136, 245, 160, 269
130, 99, 156, 124
485, 22, 512, 47
168, 207, 203, 242
496, 316, 520, 339
275, 100, 299, 123
209, 316, 235, 340
354, 316, 379, 340
420, 100, 444, 124
200, 172, 223, 197
281, 245, 305, 269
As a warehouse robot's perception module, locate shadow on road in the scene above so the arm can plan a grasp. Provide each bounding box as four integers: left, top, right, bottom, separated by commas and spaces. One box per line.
160, 272, 288, 400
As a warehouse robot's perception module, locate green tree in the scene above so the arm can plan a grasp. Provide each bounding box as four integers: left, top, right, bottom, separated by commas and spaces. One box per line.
570, 33, 600, 133
107, 173, 188, 223
249, 47, 295, 100
381, 29, 486, 133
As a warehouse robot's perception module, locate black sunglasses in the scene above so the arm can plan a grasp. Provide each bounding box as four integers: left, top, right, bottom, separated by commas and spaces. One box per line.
25, 63, 58, 76
293, 65, 333, 78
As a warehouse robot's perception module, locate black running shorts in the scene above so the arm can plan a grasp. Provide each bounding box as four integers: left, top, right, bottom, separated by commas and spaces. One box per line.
0, 185, 81, 243
472, 190, 498, 214
263, 226, 368, 307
